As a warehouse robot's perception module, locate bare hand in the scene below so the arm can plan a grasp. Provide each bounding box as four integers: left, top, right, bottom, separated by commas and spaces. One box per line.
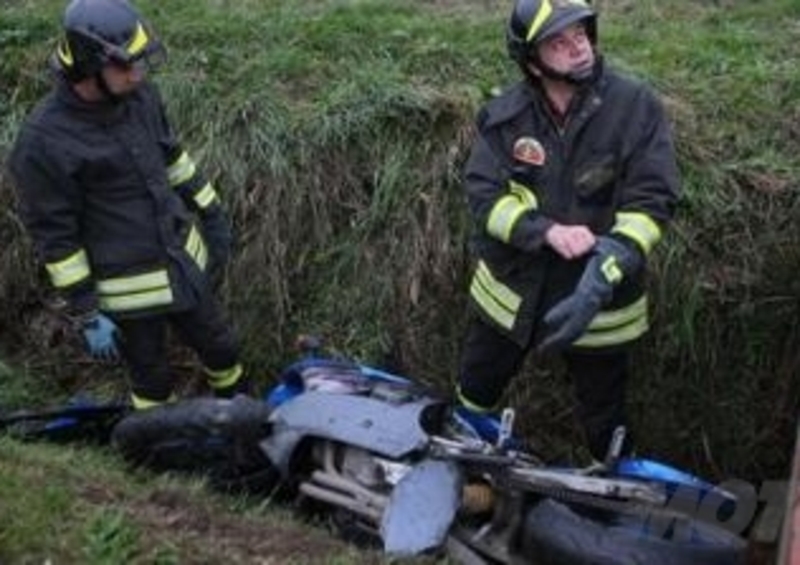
544, 224, 596, 259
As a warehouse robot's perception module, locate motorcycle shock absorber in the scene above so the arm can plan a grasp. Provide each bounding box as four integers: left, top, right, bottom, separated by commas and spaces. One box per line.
462, 482, 495, 515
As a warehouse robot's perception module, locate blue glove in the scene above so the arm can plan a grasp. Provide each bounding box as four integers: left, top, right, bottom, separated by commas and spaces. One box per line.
81, 313, 120, 361
538, 236, 642, 352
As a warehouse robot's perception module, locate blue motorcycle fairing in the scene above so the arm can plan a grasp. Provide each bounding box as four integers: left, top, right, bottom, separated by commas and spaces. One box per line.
357, 365, 412, 384
265, 358, 414, 409
381, 459, 462, 556
259, 391, 442, 476
614, 457, 738, 505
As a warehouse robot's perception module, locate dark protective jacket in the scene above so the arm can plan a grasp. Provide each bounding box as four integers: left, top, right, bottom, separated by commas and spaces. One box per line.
9, 77, 224, 317
465, 62, 680, 348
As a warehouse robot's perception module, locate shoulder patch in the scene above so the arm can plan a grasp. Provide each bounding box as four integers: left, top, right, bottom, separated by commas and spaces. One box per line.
513, 137, 546, 166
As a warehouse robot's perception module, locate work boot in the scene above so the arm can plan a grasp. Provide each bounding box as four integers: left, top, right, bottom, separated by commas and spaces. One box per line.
452, 405, 524, 451
213, 375, 254, 399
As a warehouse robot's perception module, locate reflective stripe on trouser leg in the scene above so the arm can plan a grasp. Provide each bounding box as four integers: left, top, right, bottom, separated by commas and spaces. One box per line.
205, 362, 244, 390
130, 392, 176, 411
456, 385, 496, 413
115, 316, 175, 408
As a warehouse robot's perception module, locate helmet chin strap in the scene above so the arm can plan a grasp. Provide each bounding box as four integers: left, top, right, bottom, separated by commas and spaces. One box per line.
529, 53, 601, 87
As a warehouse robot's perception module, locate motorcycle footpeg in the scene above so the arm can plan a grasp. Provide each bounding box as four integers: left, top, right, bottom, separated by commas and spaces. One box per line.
602, 425, 627, 470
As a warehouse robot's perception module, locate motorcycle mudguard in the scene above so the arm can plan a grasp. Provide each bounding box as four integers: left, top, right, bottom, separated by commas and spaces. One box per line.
259, 391, 441, 475
380, 459, 462, 556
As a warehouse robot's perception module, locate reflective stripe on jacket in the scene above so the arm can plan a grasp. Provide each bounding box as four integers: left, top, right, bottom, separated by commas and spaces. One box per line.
464, 63, 680, 347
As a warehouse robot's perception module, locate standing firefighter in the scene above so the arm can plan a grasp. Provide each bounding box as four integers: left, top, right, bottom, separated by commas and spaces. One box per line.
8, 0, 250, 408
455, 0, 680, 459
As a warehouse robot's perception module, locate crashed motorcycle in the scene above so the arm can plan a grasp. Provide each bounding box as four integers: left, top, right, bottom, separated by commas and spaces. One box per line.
103, 342, 750, 565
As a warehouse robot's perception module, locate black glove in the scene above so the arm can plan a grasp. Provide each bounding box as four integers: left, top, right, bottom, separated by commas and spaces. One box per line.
201, 208, 233, 278
538, 236, 643, 353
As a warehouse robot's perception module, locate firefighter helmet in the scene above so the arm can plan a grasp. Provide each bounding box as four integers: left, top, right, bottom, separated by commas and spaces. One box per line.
506, 0, 597, 64
55, 0, 166, 82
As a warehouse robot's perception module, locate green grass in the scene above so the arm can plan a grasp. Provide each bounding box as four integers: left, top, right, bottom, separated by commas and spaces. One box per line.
0, 436, 385, 563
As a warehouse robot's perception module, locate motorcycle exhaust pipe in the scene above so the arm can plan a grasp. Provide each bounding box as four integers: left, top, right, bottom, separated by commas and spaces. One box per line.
298, 481, 383, 522
310, 470, 390, 510
299, 469, 389, 523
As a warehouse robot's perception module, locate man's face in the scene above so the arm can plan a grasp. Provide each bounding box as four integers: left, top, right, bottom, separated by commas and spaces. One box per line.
534, 22, 594, 77
100, 58, 146, 96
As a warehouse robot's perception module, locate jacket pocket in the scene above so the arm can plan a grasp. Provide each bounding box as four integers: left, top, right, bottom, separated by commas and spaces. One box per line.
574, 154, 618, 205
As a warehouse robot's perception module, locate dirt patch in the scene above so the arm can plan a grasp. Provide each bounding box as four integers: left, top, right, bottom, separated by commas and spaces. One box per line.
80, 483, 387, 564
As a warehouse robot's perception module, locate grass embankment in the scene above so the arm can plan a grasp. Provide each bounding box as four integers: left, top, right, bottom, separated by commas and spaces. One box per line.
0, 0, 799, 559
0, 437, 381, 563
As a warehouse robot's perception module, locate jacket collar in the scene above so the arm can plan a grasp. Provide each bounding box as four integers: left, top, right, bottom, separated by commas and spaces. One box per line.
54, 73, 129, 124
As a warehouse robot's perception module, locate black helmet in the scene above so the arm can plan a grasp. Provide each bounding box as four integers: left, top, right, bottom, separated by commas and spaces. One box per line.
55, 0, 166, 82
507, 0, 597, 64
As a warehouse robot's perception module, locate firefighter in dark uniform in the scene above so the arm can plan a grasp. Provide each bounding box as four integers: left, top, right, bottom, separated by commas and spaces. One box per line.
8, 0, 250, 409
455, 0, 680, 459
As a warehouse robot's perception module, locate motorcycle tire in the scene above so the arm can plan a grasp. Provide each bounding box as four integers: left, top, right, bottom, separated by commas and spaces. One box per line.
111, 396, 279, 494
519, 498, 747, 565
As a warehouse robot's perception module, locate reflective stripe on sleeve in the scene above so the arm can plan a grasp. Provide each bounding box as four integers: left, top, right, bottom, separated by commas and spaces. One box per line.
486, 181, 539, 243
193, 182, 219, 210
184, 224, 208, 270
166, 151, 196, 186
611, 212, 662, 255
45, 249, 91, 288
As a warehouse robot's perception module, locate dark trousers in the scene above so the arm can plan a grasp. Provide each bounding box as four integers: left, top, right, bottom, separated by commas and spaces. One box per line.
115, 293, 239, 404
458, 316, 631, 460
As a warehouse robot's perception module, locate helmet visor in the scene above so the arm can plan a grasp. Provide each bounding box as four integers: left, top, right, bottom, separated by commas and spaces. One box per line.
108, 42, 167, 74
96, 20, 167, 73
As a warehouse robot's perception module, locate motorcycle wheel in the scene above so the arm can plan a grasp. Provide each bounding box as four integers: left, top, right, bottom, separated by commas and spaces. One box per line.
519, 498, 747, 565
111, 396, 279, 494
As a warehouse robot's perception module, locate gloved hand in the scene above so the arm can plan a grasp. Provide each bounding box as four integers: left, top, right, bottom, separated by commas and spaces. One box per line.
201, 208, 233, 277
538, 236, 642, 353
81, 312, 120, 361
